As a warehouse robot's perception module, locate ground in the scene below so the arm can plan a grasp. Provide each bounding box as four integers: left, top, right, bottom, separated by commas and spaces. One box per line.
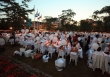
0, 42, 110, 77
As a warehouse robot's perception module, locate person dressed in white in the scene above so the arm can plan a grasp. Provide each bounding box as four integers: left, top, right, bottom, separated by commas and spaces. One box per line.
105, 37, 110, 43
48, 40, 55, 58
61, 32, 65, 40
2, 31, 8, 42
65, 42, 71, 56
75, 41, 83, 58
104, 44, 110, 53
93, 46, 104, 56
40, 37, 47, 54
25, 35, 32, 45
89, 35, 98, 48
9, 31, 15, 45
40, 41, 45, 54
75, 41, 81, 49
55, 38, 62, 53
58, 45, 65, 58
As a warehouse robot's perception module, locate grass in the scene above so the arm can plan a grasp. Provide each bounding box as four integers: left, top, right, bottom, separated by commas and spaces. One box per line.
0, 42, 110, 77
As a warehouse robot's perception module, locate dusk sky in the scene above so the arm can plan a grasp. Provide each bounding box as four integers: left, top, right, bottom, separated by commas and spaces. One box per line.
16, 0, 110, 21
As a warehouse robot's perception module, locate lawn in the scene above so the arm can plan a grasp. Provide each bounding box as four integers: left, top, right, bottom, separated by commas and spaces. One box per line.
0, 42, 110, 77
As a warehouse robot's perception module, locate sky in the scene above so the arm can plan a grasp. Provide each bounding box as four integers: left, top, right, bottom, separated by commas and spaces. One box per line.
16, 0, 110, 22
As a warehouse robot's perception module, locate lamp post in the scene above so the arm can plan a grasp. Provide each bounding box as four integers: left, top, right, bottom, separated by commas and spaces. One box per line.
9, 26, 12, 32
10, 27, 13, 30
93, 23, 97, 31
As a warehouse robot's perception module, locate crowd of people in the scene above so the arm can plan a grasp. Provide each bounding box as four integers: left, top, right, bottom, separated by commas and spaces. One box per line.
1, 29, 110, 73
1, 30, 110, 55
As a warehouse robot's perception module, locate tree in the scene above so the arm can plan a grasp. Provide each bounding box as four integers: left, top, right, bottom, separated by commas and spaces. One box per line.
43, 16, 58, 31
91, 14, 99, 21
79, 20, 92, 32
0, 0, 34, 30
71, 20, 78, 31
58, 9, 76, 26
92, 6, 110, 32
0, 0, 34, 45
58, 9, 76, 31
94, 20, 103, 32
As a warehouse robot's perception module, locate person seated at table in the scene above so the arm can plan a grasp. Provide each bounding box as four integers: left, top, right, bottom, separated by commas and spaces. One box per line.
56, 37, 62, 46
93, 47, 104, 56
109, 50, 110, 54
47, 40, 56, 55
58, 45, 64, 50
48, 40, 53, 46
0, 37, 5, 52
0, 33, 3, 38
58, 45, 65, 58
61, 32, 66, 40
75, 41, 81, 50
89, 34, 98, 48
26, 44, 34, 50
2, 31, 7, 40
65, 42, 71, 56
73, 34, 78, 42
70, 43, 78, 54
99, 41, 107, 51
104, 44, 110, 54
25, 34, 33, 45
105, 37, 110, 43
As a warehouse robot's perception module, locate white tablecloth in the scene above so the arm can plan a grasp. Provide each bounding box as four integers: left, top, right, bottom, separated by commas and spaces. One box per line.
0, 38, 5, 45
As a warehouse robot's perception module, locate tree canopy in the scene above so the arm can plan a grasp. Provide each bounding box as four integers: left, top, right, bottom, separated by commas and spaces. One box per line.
92, 6, 110, 32
0, 1, 110, 32
0, 0, 34, 30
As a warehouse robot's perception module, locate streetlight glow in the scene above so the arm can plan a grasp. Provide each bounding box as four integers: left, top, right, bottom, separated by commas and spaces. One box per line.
10, 27, 13, 30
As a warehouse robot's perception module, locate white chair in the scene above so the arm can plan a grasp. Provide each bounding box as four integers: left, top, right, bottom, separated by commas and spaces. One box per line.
0, 38, 5, 46
87, 49, 94, 64
33, 42, 38, 52
20, 48, 25, 53
22, 41, 27, 48
64, 46, 71, 56
30, 52, 36, 59
5, 35, 10, 43
36, 41, 41, 53
57, 49, 65, 58
48, 46, 55, 59
40, 43, 45, 54
9, 39, 14, 45
24, 50, 33, 57
78, 48, 83, 58
69, 52, 78, 66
